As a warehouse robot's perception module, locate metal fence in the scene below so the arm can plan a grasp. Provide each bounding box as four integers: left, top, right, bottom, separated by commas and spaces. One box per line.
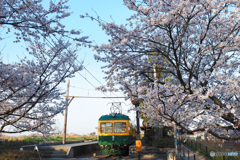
179, 136, 219, 159
20, 145, 42, 160
168, 137, 197, 160
178, 136, 240, 160
177, 142, 197, 160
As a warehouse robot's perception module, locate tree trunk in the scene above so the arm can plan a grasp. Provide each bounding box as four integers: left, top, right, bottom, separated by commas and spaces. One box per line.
204, 131, 208, 141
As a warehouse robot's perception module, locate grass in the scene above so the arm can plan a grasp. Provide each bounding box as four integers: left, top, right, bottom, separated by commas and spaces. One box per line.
0, 134, 97, 159
0, 150, 42, 160
0, 134, 97, 150
22, 135, 97, 142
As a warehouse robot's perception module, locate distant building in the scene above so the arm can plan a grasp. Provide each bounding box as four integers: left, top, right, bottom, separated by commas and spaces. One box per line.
187, 131, 205, 140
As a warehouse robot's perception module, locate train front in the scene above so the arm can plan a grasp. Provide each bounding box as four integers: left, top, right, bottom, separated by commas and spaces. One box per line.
98, 113, 135, 156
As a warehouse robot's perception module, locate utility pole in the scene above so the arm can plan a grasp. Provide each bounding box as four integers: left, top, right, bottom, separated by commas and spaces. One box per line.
61, 88, 126, 145
136, 102, 141, 160
131, 99, 141, 160
131, 99, 141, 140
63, 80, 70, 144
135, 101, 140, 140
174, 124, 178, 160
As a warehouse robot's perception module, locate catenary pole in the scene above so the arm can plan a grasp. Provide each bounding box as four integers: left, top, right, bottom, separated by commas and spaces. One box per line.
174, 124, 178, 160
63, 80, 70, 144
131, 99, 141, 160
136, 101, 141, 160
61, 93, 126, 144
135, 101, 140, 141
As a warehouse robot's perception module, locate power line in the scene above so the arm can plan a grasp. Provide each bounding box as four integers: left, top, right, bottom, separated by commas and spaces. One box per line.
69, 85, 96, 91
64, 96, 126, 99
20, 0, 123, 102
76, 70, 117, 102
81, 65, 126, 97
7, 0, 121, 102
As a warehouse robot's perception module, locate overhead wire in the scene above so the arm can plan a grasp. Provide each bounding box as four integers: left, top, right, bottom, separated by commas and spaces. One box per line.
81, 64, 126, 96
38, 0, 124, 99
20, 0, 125, 102
6, 0, 124, 101
69, 85, 96, 91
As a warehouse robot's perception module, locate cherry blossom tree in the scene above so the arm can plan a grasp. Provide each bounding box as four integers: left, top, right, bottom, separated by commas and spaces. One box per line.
0, 0, 90, 134
83, 0, 240, 140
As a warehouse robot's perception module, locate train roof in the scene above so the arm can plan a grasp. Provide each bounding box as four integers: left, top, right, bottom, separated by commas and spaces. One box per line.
99, 113, 130, 121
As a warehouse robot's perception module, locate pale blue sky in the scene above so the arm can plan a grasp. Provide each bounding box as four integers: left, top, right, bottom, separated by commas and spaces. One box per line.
1, 0, 140, 136
56, 0, 138, 136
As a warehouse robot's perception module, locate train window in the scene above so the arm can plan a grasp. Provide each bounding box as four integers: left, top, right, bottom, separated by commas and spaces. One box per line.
114, 122, 126, 133
101, 123, 112, 133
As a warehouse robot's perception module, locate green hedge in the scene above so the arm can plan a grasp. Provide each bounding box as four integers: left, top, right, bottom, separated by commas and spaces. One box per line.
0, 150, 41, 160
150, 137, 175, 148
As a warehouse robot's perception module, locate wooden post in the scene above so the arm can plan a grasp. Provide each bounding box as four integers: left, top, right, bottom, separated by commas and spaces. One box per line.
131, 99, 141, 160
204, 131, 208, 141
174, 125, 178, 160
63, 80, 70, 144
145, 122, 148, 142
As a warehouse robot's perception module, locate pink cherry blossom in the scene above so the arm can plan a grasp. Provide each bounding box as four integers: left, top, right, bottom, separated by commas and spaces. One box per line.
83, 0, 240, 140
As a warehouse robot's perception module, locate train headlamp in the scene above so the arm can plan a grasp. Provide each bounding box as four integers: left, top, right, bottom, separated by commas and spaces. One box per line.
111, 113, 116, 117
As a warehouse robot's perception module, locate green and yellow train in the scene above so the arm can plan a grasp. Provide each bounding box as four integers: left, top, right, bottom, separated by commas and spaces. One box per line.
98, 113, 136, 156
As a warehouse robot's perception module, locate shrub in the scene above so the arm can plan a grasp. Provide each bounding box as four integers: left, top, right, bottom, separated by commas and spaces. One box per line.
163, 127, 173, 137
0, 150, 41, 160
151, 137, 175, 148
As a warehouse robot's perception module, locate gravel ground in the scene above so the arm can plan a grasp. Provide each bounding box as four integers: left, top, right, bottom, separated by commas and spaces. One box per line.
75, 149, 129, 159
75, 148, 102, 158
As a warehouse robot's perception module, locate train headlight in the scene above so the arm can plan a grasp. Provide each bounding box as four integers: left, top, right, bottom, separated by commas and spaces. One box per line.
111, 113, 116, 117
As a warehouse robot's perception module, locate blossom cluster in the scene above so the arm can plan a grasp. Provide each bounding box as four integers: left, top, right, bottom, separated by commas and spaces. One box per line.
84, 0, 240, 140
0, 0, 90, 135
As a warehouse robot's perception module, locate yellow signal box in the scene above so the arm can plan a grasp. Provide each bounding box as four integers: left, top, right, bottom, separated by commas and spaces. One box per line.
135, 140, 142, 151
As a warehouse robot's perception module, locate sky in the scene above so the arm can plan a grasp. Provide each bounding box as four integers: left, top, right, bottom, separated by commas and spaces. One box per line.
1, 0, 142, 136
